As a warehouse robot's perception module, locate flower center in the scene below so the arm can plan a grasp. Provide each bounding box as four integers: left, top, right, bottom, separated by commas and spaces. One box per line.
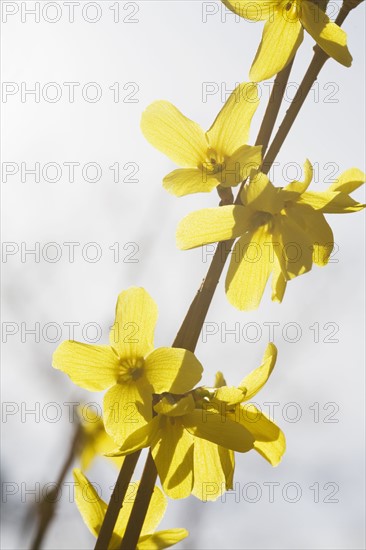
117, 357, 145, 384
252, 211, 273, 228
202, 148, 223, 175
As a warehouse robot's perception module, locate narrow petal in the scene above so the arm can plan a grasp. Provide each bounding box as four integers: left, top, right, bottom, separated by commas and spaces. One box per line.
298, 191, 365, 213
154, 394, 196, 417
141, 101, 208, 167
218, 447, 235, 490
103, 382, 152, 445
183, 410, 254, 452
118, 416, 161, 456
239, 342, 277, 400
152, 418, 194, 499
301, 3, 352, 66
176, 206, 252, 250
232, 404, 286, 466
283, 159, 313, 194
214, 386, 246, 406
145, 348, 203, 394
275, 212, 313, 279
110, 287, 158, 360
271, 253, 287, 303
73, 469, 107, 538
163, 168, 219, 196
192, 438, 228, 501
292, 204, 334, 266
250, 8, 303, 82
207, 83, 260, 157
220, 145, 262, 188
225, 225, 272, 311
328, 168, 366, 194
241, 172, 282, 214
52, 341, 119, 391
137, 529, 189, 550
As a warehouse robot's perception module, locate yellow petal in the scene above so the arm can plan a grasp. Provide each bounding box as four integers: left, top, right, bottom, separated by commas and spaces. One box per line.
233, 404, 286, 466
271, 253, 287, 303
137, 529, 189, 550
141, 101, 208, 167
221, 0, 279, 21
250, 7, 303, 82
154, 394, 196, 417
207, 83, 259, 157
163, 168, 219, 196
191, 438, 228, 501
176, 206, 252, 250
298, 191, 365, 213
275, 211, 313, 279
214, 386, 246, 406
218, 447, 235, 490
118, 416, 161, 456
283, 159, 313, 195
214, 371, 227, 388
292, 204, 334, 266
241, 172, 282, 214
145, 348, 203, 394
225, 225, 272, 311
239, 342, 278, 401
114, 483, 166, 539
103, 382, 152, 445
220, 145, 262, 188
110, 287, 158, 360
152, 417, 194, 499
73, 469, 107, 538
182, 410, 254, 452
52, 341, 119, 391
300, 3, 352, 66
328, 168, 366, 194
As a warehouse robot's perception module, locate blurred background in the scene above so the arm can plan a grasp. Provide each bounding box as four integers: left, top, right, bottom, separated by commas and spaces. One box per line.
1, 1, 365, 548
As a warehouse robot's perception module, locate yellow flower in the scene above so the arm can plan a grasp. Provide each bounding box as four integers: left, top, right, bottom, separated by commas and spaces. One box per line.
141, 83, 262, 196
53, 287, 203, 444
177, 163, 365, 310
73, 469, 188, 550
110, 345, 285, 501
222, 0, 353, 81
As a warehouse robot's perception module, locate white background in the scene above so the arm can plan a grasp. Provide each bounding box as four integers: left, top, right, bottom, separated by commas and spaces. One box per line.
1, 1, 365, 549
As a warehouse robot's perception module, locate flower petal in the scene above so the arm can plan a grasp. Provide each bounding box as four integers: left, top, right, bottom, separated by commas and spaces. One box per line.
293, 204, 334, 266
298, 191, 365, 213
52, 341, 119, 391
73, 469, 107, 538
233, 404, 286, 466
145, 348, 203, 394
225, 225, 272, 311
117, 416, 161, 456
152, 418, 194, 499
103, 382, 152, 445
214, 386, 246, 406
183, 410, 254, 452
283, 159, 313, 195
241, 172, 282, 214
271, 253, 287, 303
220, 145, 262, 188
301, 3, 352, 67
239, 342, 278, 400
207, 83, 259, 157
141, 101, 208, 167
328, 168, 365, 194
176, 205, 252, 250
275, 211, 313, 279
110, 287, 158, 360
154, 394, 196, 417
250, 8, 303, 82
191, 438, 228, 501
163, 168, 219, 196
137, 529, 189, 550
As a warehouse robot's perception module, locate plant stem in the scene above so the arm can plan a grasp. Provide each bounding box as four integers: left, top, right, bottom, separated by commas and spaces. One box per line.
30, 422, 83, 550
98, 5, 357, 547
119, 452, 158, 550
94, 451, 141, 550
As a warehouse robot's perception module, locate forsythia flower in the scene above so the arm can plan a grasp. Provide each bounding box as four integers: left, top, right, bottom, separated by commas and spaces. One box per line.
53, 288, 203, 444
222, 0, 353, 81
73, 469, 188, 549
177, 163, 365, 310
110, 344, 285, 501
141, 83, 262, 196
